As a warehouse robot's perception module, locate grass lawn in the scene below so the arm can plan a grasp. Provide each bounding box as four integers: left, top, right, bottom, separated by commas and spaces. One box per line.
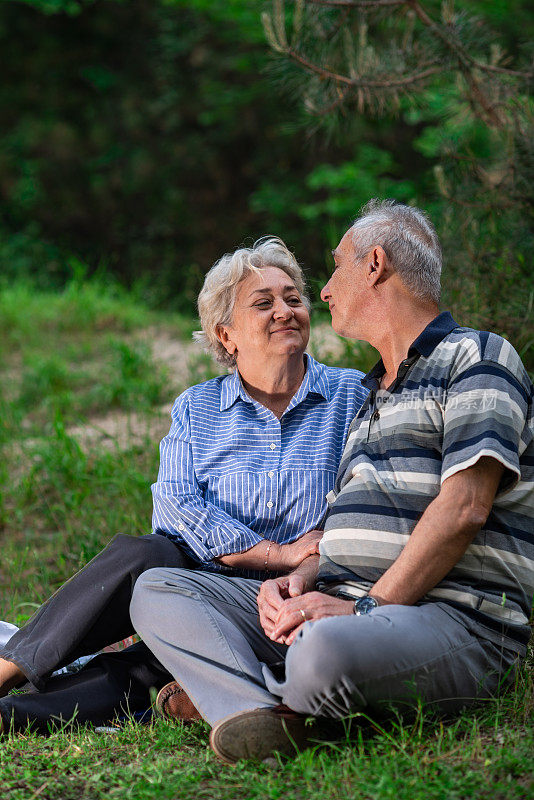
0, 279, 532, 800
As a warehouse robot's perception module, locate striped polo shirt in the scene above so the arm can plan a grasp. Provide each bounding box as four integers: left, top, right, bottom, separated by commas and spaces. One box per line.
152, 355, 368, 578
318, 312, 534, 653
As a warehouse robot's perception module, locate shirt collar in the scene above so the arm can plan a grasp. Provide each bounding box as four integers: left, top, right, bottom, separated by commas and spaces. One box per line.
287, 354, 331, 412
220, 369, 247, 411
408, 311, 459, 357
362, 311, 459, 390
219, 354, 330, 412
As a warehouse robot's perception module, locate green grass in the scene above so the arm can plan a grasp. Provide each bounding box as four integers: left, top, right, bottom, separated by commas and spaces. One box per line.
0, 690, 532, 800
0, 280, 532, 799
0, 279, 188, 619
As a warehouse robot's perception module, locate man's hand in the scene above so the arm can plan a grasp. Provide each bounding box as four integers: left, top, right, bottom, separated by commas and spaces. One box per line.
270, 592, 353, 646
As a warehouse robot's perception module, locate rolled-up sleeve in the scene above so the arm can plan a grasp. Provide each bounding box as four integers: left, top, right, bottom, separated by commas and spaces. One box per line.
151, 394, 263, 563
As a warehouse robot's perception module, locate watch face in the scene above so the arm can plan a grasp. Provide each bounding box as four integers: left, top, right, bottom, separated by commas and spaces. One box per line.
355, 596, 378, 615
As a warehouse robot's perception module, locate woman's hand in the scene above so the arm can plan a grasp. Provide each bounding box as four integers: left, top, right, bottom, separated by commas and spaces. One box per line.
217, 530, 322, 573
258, 573, 307, 638
276, 529, 323, 571
258, 554, 319, 638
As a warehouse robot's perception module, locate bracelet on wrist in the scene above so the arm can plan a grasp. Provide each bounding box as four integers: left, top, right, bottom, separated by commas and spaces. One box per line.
264, 541, 273, 571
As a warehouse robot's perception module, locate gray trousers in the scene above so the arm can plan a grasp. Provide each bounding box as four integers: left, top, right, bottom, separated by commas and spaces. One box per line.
130, 568, 518, 726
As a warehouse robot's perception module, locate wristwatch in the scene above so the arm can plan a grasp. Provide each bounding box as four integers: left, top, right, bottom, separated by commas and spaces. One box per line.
353, 594, 378, 616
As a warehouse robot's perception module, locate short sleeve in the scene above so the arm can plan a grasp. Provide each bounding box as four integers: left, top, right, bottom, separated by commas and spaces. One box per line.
441, 358, 531, 493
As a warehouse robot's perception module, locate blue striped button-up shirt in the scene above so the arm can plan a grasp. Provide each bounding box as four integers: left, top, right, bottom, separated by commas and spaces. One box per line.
152, 355, 368, 573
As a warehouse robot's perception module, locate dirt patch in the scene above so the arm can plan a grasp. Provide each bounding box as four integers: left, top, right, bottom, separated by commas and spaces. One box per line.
65, 332, 207, 450
138, 327, 208, 389
66, 406, 172, 450
66, 323, 345, 451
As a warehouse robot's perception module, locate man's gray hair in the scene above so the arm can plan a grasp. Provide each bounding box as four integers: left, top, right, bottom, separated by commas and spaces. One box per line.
350, 199, 442, 303
194, 236, 309, 368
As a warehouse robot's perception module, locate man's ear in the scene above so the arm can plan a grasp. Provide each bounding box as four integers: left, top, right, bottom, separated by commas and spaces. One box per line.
216, 325, 236, 356
366, 245, 389, 287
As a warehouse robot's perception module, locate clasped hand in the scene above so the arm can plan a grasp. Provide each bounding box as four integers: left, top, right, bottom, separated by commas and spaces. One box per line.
258, 576, 353, 646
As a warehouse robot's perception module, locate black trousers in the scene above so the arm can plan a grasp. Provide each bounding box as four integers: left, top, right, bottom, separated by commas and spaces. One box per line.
0, 533, 192, 732
0, 642, 172, 733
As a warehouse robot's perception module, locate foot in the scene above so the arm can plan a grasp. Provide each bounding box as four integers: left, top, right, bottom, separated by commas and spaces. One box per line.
209, 705, 336, 764
155, 681, 202, 722
0, 658, 25, 698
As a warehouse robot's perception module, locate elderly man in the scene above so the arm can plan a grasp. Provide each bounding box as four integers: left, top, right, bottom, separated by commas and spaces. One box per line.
131, 199, 533, 763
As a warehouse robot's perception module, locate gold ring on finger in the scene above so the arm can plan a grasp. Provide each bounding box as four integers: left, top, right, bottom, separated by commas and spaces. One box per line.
299, 609, 306, 621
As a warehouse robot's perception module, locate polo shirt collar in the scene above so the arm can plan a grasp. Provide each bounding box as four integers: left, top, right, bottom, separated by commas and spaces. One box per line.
219, 354, 330, 412
409, 311, 459, 358
361, 311, 459, 390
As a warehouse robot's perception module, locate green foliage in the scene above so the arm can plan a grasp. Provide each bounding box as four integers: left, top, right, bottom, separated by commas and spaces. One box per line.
0, 274, 157, 346
0, 0, 328, 306
2, 422, 158, 620
18, 354, 77, 417
92, 340, 171, 411
0, 280, 173, 617
0, 0, 531, 376
13, 0, 92, 14
260, 0, 534, 373
0, 272, 194, 439
252, 143, 418, 247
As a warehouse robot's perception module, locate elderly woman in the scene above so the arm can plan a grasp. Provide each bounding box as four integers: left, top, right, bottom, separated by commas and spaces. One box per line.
0, 237, 367, 733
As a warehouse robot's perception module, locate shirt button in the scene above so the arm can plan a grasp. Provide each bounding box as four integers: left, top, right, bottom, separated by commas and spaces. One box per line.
269, 443, 276, 450
267, 501, 274, 508
268, 471, 274, 478
178, 524, 185, 531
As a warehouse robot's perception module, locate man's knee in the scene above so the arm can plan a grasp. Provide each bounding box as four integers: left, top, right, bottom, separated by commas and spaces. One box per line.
130, 568, 160, 631
279, 619, 367, 717
286, 619, 356, 693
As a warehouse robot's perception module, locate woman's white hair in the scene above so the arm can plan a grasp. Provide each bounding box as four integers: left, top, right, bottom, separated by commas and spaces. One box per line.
351, 199, 442, 303
194, 236, 309, 368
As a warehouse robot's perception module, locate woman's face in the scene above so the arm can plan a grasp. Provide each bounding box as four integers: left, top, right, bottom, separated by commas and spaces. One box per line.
218, 266, 310, 368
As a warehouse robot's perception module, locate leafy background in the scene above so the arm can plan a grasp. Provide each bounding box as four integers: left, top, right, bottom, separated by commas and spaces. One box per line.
0, 0, 531, 372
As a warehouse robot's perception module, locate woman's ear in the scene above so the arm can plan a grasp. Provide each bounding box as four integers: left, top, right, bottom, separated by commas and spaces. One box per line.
216, 325, 237, 356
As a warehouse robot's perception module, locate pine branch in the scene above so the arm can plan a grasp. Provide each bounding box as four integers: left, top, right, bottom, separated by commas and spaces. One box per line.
307, 87, 350, 115
286, 46, 442, 89
266, 0, 532, 128
407, 0, 532, 126
291, 0, 407, 7
409, 0, 532, 79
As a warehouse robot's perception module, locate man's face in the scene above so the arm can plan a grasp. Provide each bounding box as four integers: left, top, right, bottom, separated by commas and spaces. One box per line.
321, 230, 366, 339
